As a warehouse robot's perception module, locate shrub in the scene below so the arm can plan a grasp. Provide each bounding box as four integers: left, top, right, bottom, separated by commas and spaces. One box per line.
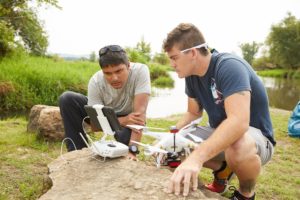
152, 76, 174, 88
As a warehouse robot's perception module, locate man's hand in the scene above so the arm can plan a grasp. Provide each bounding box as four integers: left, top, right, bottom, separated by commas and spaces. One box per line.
166, 154, 202, 196
119, 112, 145, 127
127, 112, 145, 125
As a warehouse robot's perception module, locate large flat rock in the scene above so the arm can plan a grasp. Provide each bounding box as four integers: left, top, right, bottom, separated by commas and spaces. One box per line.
40, 149, 227, 200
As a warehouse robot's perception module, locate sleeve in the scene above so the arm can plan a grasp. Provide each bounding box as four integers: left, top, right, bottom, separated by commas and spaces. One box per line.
87, 75, 104, 106
216, 59, 251, 98
185, 78, 196, 98
134, 64, 151, 95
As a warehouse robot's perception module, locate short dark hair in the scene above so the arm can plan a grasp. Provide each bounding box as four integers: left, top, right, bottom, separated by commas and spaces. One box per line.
98, 45, 129, 68
163, 23, 208, 55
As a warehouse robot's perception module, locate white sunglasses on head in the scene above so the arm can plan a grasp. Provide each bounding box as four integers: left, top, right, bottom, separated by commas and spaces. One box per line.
180, 43, 208, 53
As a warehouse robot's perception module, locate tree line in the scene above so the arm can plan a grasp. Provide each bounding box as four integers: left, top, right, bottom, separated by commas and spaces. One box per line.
0, 0, 59, 57
239, 12, 300, 70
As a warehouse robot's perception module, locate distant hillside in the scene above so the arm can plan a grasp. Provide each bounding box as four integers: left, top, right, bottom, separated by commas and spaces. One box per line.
49, 53, 90, 61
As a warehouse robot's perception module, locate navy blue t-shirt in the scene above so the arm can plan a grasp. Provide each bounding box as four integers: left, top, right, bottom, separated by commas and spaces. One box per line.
185, 50, 276, 145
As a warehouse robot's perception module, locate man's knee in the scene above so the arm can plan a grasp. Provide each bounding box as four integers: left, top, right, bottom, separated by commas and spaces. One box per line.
225, 134, 257, 164
59, 91, 76, 107
59, 91, 87, 109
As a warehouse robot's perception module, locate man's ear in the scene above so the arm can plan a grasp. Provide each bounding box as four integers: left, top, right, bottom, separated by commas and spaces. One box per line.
191, 48, 198, 58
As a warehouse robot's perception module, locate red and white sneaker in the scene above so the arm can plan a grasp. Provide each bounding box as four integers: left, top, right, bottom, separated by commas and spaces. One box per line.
205, 161, 235, 194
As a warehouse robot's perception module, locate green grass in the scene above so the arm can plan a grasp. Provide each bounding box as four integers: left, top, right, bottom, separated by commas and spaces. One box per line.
0, 55, 174, 113
257, 69, 300, 79
0, 109, 299, 199
0, 55, 99, 112
0, 117, 61, 199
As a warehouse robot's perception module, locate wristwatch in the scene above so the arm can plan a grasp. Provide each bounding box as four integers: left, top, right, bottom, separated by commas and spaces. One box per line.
128, 144, 139, 155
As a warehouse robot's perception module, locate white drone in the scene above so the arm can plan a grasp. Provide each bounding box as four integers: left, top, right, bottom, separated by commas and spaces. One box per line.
127, 117, 204, 168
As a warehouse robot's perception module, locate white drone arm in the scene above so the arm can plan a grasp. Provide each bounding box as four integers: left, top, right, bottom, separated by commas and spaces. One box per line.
126, 124, 165, 131
126, 124, 145, 131
131, 140, 168, 155
179, 117, 202, 131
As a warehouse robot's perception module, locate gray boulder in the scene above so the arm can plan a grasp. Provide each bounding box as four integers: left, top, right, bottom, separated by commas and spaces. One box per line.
39, 149, 227, 200
27, 105, 64, 141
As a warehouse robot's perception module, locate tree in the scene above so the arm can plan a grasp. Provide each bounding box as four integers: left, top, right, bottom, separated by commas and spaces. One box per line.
266, 12, 300, 69
152, 51, 170, 65
239, 41, 261, 65
125, 37, 152, 63
136, 37, 151, 62
0, 0, 59, 57
125, 47, 148, 64
89, 51, 96, 62
0, 20, 15, 56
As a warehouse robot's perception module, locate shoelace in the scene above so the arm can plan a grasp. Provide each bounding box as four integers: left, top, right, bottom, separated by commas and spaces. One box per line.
228, 185, 237, 199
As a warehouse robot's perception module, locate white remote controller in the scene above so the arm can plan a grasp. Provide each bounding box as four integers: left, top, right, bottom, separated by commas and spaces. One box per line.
79, 132, 128, 158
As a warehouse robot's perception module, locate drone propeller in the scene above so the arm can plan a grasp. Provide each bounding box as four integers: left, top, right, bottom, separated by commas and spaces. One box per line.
180, 117, 202, 131
131, 140, 168, 154
126, 124, 166, 131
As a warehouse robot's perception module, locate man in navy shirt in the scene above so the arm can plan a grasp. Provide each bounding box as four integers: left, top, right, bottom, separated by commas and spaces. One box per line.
163, 23, 275, 200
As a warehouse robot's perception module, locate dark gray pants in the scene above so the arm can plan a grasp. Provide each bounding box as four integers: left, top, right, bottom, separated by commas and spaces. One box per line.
59, 91, 131, 151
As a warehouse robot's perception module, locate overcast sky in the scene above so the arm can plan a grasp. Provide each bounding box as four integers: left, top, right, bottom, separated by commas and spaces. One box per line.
38, 0, 300, 56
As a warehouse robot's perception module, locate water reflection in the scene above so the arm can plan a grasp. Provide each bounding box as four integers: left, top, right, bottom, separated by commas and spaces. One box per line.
148, 73, 300, 118
260, 77, 300, 111
147, 72, 186, 118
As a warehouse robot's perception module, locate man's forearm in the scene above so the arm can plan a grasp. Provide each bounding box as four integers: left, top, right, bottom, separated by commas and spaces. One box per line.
129, 130, 142, 145
176, 112, 202, 129
118, 116, 128, 127
133, 93, 149, 121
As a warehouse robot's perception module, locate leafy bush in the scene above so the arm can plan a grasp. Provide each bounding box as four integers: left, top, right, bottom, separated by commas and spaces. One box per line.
152, 52, 170, 65
148, 63, 171, 79
148, 63, 174, 87
252, 56, 276, 70
152, 76, 174, 88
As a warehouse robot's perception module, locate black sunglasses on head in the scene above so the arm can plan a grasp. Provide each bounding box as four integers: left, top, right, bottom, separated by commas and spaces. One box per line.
99, 45, 125, 56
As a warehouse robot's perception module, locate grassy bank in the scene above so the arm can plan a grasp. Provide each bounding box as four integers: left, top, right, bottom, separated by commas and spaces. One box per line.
0, 56, 173, 113
257, 69, 300, 79
0, 109, 299, 199
0, 55, 98, 112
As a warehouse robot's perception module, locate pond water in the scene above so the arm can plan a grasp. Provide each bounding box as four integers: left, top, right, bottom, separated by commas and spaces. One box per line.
260, 76, 300, 111
147, 72, 300, 118
147, 72, 186, 118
